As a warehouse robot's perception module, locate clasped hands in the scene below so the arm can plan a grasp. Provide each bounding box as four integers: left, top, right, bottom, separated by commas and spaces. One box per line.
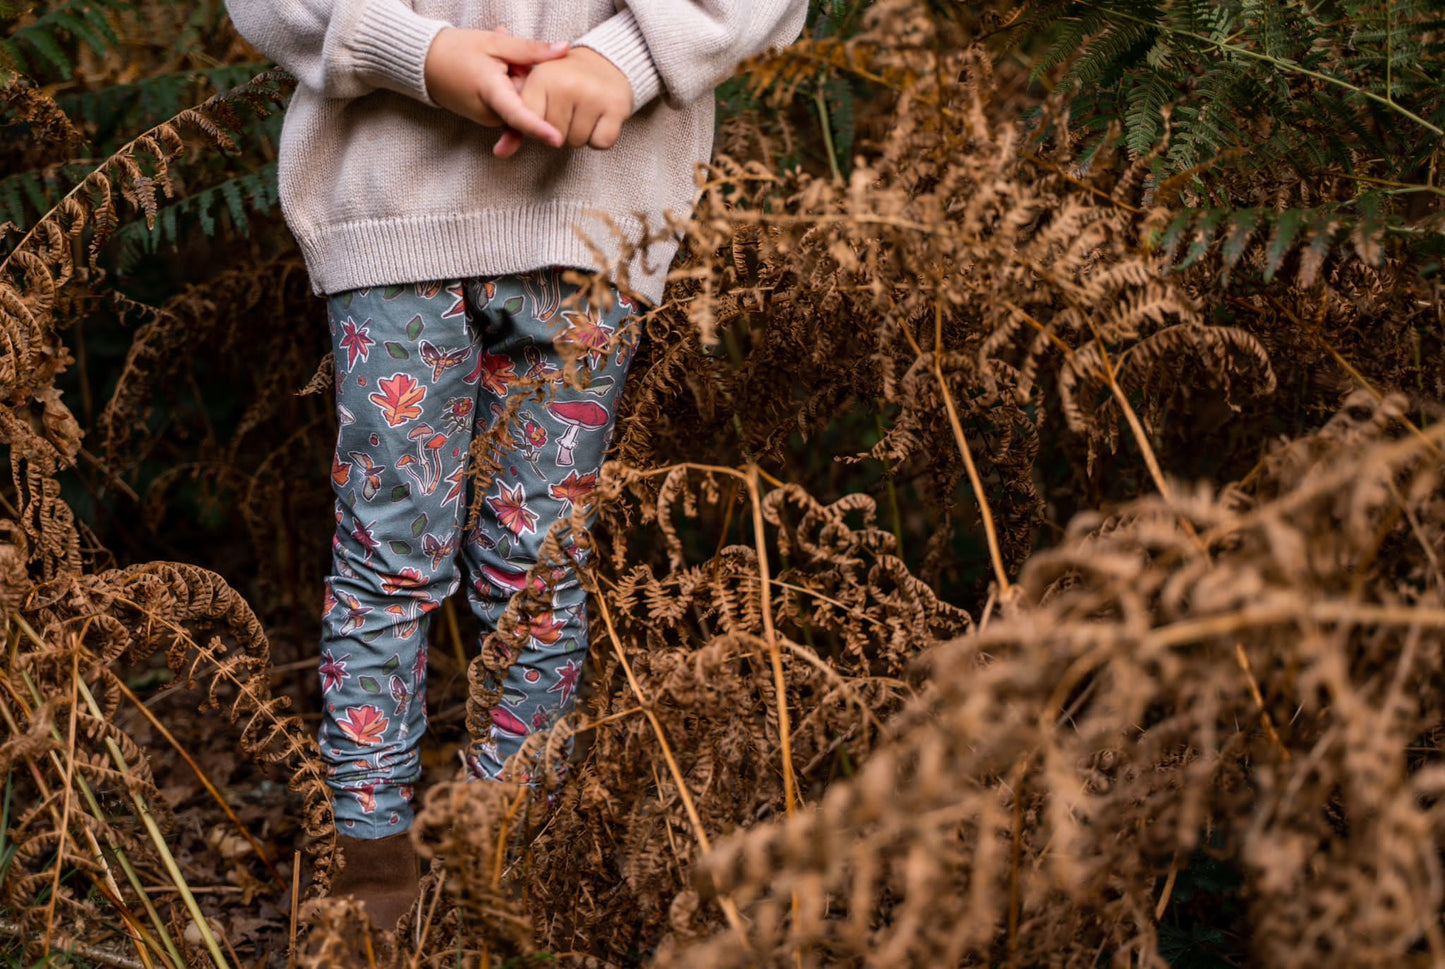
423, 26, 632, 158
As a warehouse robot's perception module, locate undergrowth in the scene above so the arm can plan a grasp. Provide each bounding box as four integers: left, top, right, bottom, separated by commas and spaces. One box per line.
1, 0, 1443, 967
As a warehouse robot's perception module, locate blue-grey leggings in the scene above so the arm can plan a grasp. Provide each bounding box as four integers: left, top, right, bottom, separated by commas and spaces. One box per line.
317, 270, 636, 837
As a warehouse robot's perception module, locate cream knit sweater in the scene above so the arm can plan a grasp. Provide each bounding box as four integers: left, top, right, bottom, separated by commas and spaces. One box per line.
222, 0, 808, 303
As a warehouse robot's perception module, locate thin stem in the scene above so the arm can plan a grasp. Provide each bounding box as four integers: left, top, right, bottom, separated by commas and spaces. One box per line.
591, 591, 751, 939
745, 464, 798, 817
71, 675, 233, 969
1090, 1, 1443, 136
921, 288, 1012, 596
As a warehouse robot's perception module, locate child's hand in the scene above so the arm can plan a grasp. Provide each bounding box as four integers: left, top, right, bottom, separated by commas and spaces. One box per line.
493, 47, 632, 159
424, 27, 570, 151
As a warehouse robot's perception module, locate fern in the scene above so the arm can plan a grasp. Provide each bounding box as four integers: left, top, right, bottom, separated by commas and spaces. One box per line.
110, 161, 281, 269
0, 0, 121, 80
1012, 0, 1445, 277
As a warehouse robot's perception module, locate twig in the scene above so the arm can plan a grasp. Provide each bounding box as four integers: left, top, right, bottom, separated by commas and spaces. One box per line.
745, 464, 799, 817
1233, 642, 1290, 762
71, 673, 233, 969
0, 917, 147, 969
591, 591, 751, 939
108, 672, 288, 889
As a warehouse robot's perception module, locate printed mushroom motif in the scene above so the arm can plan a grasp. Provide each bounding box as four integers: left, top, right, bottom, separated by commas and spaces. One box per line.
396, 423, 449, 495
546, 400, 609, 467
489, 705, 529, 737
477, 562, 547, 595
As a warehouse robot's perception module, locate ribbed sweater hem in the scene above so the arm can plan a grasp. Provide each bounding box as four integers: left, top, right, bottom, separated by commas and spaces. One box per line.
294, 204, 678, 305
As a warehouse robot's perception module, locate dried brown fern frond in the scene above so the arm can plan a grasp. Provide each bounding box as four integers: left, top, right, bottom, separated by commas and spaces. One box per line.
656, 394, 1445, 969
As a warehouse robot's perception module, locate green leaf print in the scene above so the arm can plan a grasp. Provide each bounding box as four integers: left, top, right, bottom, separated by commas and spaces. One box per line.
362, 629, 384, 643
386, 341, 409, 360
389, 540, 412, 555
381, 655, 400, 674
497, 535, 512, 558
383, 284, 406, 299
406, 314, 425, 340
359, 675, 382, 694
390, 484, 411, 502
411, 513, 428, 537
502, 295, 524, 316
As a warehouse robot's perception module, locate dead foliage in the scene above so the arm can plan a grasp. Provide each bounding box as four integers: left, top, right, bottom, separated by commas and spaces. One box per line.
1, 1, 1443, 967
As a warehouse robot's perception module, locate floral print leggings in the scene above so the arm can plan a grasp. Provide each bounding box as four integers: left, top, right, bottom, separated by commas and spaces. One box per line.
318, 270, 636, 838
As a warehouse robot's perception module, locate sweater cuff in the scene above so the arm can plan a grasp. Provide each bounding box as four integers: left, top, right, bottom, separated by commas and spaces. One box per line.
572, 8, 663, 114
349, 0, 451, 105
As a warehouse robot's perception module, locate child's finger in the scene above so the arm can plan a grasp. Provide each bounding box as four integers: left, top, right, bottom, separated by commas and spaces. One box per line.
566, 104, 600, 149
484, 33, 569, 66
589, 112, 623, 151
484, 76, 564, 146
494, 128, 525, 158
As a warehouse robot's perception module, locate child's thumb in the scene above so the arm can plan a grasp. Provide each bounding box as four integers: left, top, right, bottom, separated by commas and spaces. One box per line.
487, 32, 569, 64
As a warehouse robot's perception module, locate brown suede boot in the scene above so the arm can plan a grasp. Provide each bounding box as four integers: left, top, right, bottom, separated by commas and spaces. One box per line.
328, 832, 421, 936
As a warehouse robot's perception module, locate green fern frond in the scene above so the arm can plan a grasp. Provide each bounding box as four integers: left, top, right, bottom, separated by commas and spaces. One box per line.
4, 0, 123, 80
111, 162, 279, 268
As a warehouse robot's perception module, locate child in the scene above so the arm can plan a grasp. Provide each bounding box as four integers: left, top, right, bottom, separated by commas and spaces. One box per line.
222, 0, 808, 937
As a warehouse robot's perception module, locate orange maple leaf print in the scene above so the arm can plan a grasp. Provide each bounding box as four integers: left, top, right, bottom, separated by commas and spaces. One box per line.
368, 372, 427, 427
337, 704, 389, 747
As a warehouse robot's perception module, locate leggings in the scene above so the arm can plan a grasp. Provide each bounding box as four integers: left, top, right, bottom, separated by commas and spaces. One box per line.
317, 270, 637, 837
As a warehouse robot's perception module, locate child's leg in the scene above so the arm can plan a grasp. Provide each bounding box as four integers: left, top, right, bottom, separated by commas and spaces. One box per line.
458, 271, 638, 781
320, 280, 479, 836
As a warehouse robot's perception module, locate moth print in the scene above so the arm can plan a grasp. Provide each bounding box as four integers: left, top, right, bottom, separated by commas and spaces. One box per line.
421, 532, 458, 570
419, 340, 471, 382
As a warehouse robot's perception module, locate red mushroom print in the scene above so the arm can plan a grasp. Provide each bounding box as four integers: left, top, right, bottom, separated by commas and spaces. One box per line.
477, 562, 548, 594
489, 705, 529, 737
545, 400, 609, 467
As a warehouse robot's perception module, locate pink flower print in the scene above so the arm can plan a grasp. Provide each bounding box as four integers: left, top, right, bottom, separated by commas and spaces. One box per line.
412, 643, 428, 681
522, 419, 547, 448
442, 396, 474, 434
354, 783, 377, 815
465, 350, 517, 396
319, 649, 350, 693
486, 481, 538, 535
532, 708, 551, 730
337, 705, 390, 747
548, 658, 582, 706
339, 317, 375, 368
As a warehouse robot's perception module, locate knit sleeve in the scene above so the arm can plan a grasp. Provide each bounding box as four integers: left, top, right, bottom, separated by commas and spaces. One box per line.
224, 0, 451, 104
572, 0, 808, 114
